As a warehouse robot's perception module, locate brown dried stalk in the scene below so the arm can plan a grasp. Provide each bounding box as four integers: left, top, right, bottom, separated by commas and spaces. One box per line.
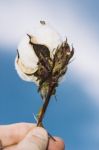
37, 40, 74, 127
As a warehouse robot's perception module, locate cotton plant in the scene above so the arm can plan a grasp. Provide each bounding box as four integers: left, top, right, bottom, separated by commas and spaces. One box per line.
15, 21, 74, 130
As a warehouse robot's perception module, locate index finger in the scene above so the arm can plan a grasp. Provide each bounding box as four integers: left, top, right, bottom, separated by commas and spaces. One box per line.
0, 123, 35, 148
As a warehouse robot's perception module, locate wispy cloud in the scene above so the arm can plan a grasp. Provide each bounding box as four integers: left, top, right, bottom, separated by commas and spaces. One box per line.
0, 0, 99, 104
66, 22, 99, 104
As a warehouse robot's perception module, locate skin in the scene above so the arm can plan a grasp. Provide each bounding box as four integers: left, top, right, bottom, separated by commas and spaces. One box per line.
0, 123, 65, 150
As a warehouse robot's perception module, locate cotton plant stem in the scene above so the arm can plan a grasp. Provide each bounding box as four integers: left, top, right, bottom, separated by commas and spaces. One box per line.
37, 83, 56, 141
33, 112, 56, 141
37, 82, 57, 127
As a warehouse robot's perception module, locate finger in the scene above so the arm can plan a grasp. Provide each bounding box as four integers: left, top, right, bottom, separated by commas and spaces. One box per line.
0, 123, 35, 147
47, 137, 65, 150
17, 127, 48, 150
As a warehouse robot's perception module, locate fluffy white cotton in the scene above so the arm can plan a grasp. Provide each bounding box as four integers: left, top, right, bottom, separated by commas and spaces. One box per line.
29, 21, 62, 58
15, 57, 39, 85
18, 35, 39, 69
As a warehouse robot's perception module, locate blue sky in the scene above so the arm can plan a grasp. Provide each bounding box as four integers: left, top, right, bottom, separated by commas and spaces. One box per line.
0, 0, 99, 150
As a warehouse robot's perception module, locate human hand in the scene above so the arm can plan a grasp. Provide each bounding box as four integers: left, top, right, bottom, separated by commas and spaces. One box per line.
0, 123, 65, 150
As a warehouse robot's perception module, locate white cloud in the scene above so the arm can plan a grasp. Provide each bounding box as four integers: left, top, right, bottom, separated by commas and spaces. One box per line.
67, 24, 99, 103
0, 0, 99, 104
0, 1, 48, 47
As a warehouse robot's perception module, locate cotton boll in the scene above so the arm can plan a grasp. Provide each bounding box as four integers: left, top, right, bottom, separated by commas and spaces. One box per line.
15, 21, 63, 85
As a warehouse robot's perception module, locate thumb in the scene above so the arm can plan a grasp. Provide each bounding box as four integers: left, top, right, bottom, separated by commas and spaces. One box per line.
17, 127, 48, 150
